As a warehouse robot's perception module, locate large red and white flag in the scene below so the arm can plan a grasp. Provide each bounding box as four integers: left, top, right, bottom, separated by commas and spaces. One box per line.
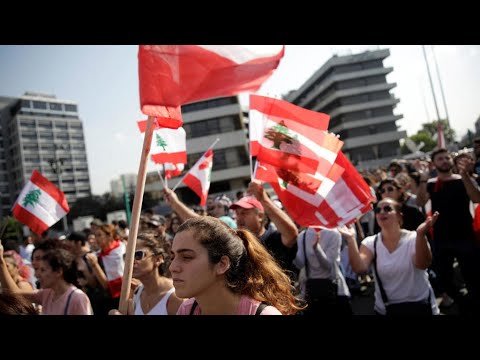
182, 149, 214, 206
255, 152, 374, 228
12, 170, 69, 235
137, 119, 187, 165
138, 45, 285, 128
249, 94, 342, 176
437, 122, 446, 149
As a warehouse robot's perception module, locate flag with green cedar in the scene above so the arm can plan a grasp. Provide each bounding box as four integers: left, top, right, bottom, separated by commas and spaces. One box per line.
12, 170, 69, 235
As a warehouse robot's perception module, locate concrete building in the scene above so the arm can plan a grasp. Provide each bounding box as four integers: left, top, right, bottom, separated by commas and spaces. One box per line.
110, 173, 137, 198
286, 48, 405, 169
0, 92, 91, 218
144, 95, 251, 206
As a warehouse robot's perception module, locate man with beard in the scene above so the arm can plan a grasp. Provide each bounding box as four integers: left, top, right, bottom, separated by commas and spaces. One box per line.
417, 148, 480, 314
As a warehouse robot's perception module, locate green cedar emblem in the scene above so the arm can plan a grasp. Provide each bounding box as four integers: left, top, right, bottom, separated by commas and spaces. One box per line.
263, 120, 300, 155
22, 189, 42, 208
156, 134, 168, 151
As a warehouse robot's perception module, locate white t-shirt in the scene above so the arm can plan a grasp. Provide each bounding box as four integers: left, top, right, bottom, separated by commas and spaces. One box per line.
133, 286, 175, 315
362, 230, 439, 315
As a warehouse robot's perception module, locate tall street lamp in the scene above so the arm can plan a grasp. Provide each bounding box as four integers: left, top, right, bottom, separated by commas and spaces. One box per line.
49, 143, 68, 232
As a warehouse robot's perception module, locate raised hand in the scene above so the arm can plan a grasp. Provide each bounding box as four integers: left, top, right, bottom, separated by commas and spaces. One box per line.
338, 224, 356, 241
416, 212, 439, 237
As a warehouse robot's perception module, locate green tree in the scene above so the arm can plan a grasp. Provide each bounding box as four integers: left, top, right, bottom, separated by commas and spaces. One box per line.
0, 217, 23, 242
402, 119, 455, 154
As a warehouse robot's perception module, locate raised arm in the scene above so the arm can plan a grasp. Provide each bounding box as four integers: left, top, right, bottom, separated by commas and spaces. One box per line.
413, 212, 438, 269
457, 158, 480, 203
248, 181, 298, 248
338, 225, 373, 274
415, 162, 431, 207
163, 187, 199, 223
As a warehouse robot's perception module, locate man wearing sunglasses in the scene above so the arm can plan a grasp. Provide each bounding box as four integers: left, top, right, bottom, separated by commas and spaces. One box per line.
417, 148, 480, 314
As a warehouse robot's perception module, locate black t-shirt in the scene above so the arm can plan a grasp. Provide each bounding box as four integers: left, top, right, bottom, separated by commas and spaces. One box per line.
427, 178, 474, 244
259, 227, 299, 281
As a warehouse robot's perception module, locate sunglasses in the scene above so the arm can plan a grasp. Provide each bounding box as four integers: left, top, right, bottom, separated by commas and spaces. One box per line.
374, 205, 394, 214
380, 186, 395, 194
123, 250, 152, 261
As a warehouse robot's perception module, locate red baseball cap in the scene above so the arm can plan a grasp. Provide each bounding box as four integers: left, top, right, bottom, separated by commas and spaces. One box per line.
230, 196, 264, 212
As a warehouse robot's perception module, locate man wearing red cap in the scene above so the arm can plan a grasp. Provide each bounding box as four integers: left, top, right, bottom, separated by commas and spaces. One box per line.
230, 182, 299, 281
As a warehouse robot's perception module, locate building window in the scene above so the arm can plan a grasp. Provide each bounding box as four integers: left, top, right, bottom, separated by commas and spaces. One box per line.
21, 100, 31, 109
32, 101, 47, 109
64, 104, 78, 112
49, 103, 63, 111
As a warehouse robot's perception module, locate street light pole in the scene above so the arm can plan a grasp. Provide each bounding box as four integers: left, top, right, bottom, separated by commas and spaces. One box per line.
49, 144, 68, 232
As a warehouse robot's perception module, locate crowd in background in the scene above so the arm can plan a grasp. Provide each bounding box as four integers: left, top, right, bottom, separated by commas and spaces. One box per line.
2, 143, 480, 315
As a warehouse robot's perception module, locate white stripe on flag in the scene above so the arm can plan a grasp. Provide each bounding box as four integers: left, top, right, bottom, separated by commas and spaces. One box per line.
198, 45, 284, 64
324, 178, 362, 217
16, 181, 67, 226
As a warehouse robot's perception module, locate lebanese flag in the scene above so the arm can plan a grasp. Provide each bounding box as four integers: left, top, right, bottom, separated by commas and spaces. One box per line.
98, 239, 125, 299
138, 45, 285, 128
249, 94, 330, 156
182, 149, 213, 206
12, 170, 69, 235
255, 152, 374, 228
437, 122, 446, 149
137, 119, 187, 165
249, 94, 342, 175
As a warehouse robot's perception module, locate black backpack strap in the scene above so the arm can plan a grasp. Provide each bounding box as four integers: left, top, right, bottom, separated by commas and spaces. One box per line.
64, 289, 77, 315
255, 302, 268, 315
189, 300, 198, 315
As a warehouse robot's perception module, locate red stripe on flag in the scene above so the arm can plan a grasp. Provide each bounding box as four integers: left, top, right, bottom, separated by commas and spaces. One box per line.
256, 146, 319, 174
183, 173, 207, 206
137, 119, 161, 133
151, 151, 187, 165
250, 94, 330, 130
250, 141, 260, 157
30, 170, 69, 212
12, 203, 50, 235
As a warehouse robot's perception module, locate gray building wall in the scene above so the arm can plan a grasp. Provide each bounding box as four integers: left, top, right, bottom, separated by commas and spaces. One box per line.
0, 92, 92, 218
286, 49, 405, 170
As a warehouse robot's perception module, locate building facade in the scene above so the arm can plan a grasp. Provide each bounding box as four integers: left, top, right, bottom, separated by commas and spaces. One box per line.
110, 173, 137, 198
286, 49, 405, 169
0, 92, 91, 218
144, 96, 251, 206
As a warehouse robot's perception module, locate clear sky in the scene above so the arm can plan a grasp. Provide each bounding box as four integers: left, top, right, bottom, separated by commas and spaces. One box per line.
1, 45, 479, 195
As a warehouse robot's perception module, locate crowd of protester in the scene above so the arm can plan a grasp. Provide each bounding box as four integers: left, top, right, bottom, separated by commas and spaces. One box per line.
1, 145, 480, 315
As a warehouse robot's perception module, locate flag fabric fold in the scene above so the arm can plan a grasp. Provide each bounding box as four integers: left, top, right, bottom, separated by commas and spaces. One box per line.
138, 45, 285, 128
182, 149, 214, 206
12, 170, 69, 235
255, 152, 374, 228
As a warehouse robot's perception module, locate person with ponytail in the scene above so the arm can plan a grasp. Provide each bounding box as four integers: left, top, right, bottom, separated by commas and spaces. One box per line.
170, 216, 302, 315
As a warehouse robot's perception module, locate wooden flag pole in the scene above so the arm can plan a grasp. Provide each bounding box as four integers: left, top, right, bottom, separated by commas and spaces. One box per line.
119, 115, 155, 314
172, 138, 220, 192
